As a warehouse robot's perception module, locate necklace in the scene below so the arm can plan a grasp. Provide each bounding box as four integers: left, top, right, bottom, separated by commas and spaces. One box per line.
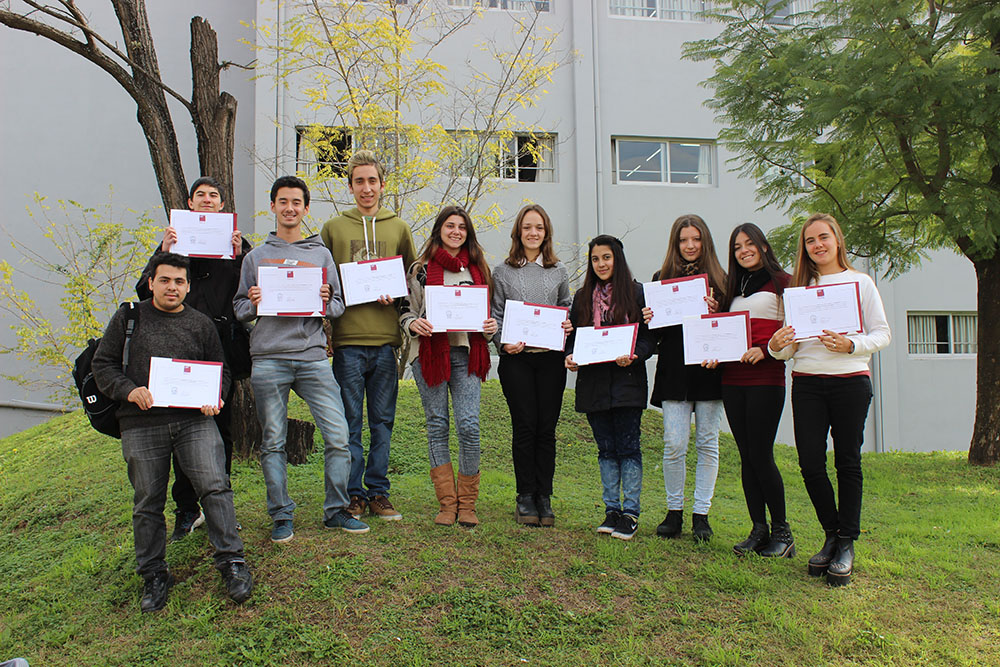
740, 272, 752, 297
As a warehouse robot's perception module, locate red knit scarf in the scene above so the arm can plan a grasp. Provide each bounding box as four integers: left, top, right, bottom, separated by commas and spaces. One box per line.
418, 246, 491, 386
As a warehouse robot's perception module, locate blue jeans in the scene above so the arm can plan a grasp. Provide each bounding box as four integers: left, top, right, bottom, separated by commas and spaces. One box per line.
411, 348, 481, 476
121, 416, 244, 578
587, 408, 643, 517
251, 358, 351, 523
662, 400, 723, 515
333, 344, 398, 499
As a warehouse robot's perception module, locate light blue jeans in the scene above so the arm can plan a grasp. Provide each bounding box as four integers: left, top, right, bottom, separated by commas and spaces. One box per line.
411, 347, 481, 476
587, 407, 643, 517
251, 358, 351, 523
662, 399, 723, 515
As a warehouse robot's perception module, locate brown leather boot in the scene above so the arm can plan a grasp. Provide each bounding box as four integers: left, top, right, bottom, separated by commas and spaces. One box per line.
456, 472, 480, 527
430, 463, 457, 526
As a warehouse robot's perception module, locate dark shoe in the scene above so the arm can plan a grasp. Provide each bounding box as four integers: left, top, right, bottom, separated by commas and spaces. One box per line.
346, 495, 368, 519
692, 513, 713, 543
516, 494, 540, 526
140, 571, 174, 613
220, 560, 253, 604
826, 537, 855, 586
733, 522, 770, 556
760, 521, 796, 558
611, 513, 639, 541
656, 510, 683, 538
170, 509, 204, 542
270, 519, 294, 543
324, 510, 371, 534
369, 495, 403, 521
597, 510, 621, 534
807, 529, 839, 576
535, 495, 555, 527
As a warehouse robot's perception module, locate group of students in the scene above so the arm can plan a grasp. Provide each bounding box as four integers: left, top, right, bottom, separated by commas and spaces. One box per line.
98, 151, 889, 613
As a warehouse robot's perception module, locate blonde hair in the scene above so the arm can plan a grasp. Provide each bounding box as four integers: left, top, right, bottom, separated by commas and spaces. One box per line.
657, 214, 727, 297
505, 204, 560, 268
346, 149, 386, 183
792, 213, 854, 287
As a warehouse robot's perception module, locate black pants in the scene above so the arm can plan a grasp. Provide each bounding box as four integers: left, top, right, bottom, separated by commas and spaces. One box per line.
722, 384, 787, 526
172, 383, 235, 515
498, 351, 567, 496
791, 374, 872, 540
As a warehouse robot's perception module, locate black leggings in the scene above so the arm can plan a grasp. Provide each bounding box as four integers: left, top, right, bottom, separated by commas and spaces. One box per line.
722, 384, 786, 525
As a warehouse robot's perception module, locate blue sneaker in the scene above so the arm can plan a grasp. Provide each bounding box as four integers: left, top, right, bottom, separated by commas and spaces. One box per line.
270, 519, 294, 543
324, 509, 370, 534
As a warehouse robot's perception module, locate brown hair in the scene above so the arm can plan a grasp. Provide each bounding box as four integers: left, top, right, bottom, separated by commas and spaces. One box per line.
657, 214, 727, 297
573, 235, 641, 326
792, 213, 854, 287
505, 204, 559, 268
720, 222, 787, 312
417, 206, 492, 289
346, 149, 386, 184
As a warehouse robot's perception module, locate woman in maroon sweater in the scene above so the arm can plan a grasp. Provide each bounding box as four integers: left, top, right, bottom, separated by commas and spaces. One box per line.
718, 223, 794, 558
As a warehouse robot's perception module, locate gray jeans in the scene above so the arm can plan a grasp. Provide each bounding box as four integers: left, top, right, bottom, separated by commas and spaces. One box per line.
412, 347, 481, 476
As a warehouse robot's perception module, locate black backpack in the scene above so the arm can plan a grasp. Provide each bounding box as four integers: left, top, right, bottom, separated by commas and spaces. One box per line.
72, 303, 139, 438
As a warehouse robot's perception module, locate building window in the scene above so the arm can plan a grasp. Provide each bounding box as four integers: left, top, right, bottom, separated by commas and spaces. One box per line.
451, 131, 557, 182
295, 126, 352, 179
764, 0, 814, 25
907, 312, 977, 355
609, 0, 710, 22
612, 137, 715, 185
447, 0, 550, 12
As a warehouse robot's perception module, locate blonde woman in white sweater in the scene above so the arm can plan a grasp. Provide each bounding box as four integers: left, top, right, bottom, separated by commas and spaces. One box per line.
769, 213, 890, 587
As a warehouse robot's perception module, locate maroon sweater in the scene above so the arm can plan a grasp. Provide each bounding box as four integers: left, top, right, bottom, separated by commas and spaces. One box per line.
722, 274, 788, 387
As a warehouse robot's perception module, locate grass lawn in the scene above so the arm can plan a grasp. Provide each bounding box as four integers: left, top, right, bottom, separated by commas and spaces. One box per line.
1, 380, 998, 666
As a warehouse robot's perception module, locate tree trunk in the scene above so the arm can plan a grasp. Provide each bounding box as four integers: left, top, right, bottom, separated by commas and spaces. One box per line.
230, 378, 317, 466
969, 254, 1000, 465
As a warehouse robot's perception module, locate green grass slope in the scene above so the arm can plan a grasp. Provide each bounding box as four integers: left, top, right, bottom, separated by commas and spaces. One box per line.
1, 381, 999, 666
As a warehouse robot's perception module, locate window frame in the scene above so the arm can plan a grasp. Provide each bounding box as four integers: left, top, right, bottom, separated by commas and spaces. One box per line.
611, 136, 717, 187
446, 0, 551, 12
906, 311, 978, 357
608, 0, 712, 23
450, 130, 558, 183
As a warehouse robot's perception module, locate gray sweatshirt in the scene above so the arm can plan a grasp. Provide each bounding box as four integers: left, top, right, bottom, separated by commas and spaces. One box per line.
233, 232, 344, 361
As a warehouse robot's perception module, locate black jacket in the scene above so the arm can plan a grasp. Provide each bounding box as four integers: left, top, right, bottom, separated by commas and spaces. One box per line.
565, 281, 656, 413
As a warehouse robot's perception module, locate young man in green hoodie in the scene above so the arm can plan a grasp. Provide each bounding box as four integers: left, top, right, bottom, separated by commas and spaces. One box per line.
320, 151, 417, 520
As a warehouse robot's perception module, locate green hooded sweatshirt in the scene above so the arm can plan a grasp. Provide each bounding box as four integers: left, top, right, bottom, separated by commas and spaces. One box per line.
320, 206, 417, 348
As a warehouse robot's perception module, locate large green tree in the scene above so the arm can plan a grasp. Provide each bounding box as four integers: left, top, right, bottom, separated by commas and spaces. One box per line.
685, 0, 1000, 464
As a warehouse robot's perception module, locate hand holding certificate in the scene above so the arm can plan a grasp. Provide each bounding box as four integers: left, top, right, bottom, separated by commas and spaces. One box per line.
340, 255, 408, 306
642, 274, 710, 329
783, 282, 862, 340
169, 209, 237, 259
499, 300, 570, 352
148, 357, 223, 409
682, 312, 750, 365
425, 285, 489, 332
257, 266, 326, 317
571, 324, 639, 366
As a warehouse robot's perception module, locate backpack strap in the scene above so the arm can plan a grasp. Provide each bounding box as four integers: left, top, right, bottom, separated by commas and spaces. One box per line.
121, 302, 140, 373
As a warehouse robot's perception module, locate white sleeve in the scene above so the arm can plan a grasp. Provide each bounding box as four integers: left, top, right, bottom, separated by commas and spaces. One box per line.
848, 274, 891, 356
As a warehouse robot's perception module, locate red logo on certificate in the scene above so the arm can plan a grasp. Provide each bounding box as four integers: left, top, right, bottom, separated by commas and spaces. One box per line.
199, 215, 206, 222
602, 331, 609, 337
534, 309, 541, 316
287, 271, 294, 278
711, 320, 718, 328
371, 264, 378, 271
455, 290, 462, 297
672, 285, 679, 292
817, 289, 825, 298
184, 366, 192, 373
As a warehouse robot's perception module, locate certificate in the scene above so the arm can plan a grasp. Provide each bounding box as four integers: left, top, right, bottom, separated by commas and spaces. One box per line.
682, 312, 750, 365
572, 324, 639, 366
257, 265, 326, 317
643, 274, 710, 329
339, 255, 408, 307
169, 209, 237, 259
499, 300, 570, 351
783, 282, 863, 340
148, 357, 223, 409
425, 285, 489, 332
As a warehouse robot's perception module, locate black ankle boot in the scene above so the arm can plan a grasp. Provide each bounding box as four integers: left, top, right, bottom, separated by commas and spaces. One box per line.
760, 521, 795, 558
535, 495, 555, 527
656, 509, 683, 538
826, 537, 855, 586
733, 523, 770, 556
515, 494, 540, 526
692, 513, 713, 543
807, 529, 839, 576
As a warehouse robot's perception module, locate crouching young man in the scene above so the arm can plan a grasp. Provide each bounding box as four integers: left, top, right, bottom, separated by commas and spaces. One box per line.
93, 253, 252, 612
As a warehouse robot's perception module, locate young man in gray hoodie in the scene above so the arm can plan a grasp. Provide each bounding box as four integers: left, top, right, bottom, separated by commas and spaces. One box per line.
234, 176, 369, 542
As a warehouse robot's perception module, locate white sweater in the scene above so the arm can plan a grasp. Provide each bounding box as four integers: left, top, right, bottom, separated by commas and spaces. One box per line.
770, 269, 891, 375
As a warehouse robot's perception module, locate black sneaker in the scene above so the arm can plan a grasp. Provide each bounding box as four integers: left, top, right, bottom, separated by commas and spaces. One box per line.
692, 513, 713, 543
140, 571, 174, 613
220, 560, 253, 604
597, 510, 621, 534
611, 513, 639, 541
170, 509, 204, 542
656, 510, 683, 538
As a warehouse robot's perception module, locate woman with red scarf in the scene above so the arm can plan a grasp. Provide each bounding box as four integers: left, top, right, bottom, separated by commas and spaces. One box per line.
400, 206, 498, 527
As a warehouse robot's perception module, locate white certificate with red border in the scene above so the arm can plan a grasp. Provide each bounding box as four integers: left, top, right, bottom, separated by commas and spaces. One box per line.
643, 274, 710, 329
783, 282, 863, 340
257, 266, 326, 317
572, 324, 639, 366
425, 285, 489, 332
339, 255, 408, 306
148, 357, 223, 409
499, 300, 570, 351
169, 209, 237, 259
682, 312, 751, 365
